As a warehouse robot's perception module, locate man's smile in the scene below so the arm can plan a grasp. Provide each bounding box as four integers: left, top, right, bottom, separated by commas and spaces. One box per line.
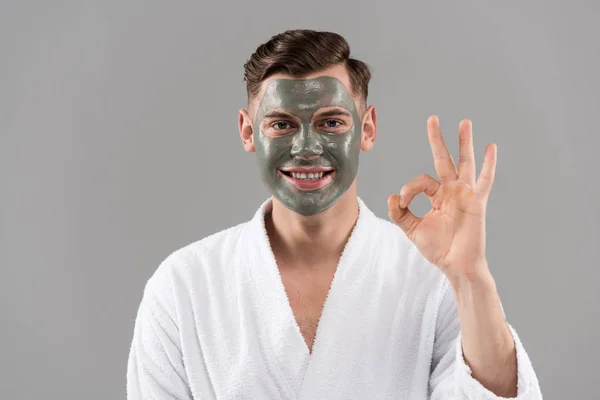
278, 167, 337, 191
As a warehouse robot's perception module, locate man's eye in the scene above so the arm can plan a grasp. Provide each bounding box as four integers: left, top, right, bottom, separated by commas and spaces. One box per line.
273, 122, 292, 130
324, 120, 342, 128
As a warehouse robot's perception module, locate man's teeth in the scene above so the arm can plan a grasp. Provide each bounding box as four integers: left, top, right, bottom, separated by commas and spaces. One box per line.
290, 171, 325, 180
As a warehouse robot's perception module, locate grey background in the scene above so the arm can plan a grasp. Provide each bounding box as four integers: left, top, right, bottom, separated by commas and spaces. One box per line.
1, 0, 598, 399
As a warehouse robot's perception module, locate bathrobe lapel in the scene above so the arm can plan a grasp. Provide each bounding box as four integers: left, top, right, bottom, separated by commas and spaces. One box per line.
244, 197, 381, 399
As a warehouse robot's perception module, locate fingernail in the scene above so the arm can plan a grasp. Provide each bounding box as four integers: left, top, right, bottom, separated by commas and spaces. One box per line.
399, 195, 406, 207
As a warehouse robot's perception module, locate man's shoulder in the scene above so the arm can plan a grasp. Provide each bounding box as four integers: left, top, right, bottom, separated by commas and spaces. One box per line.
185, 220, 250, 255
144, 220, 251, 293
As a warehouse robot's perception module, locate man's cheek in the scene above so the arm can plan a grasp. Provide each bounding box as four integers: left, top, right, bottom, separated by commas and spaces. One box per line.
259, 142, 287, 175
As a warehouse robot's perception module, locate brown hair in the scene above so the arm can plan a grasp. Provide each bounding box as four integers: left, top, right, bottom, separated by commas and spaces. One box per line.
243, 29, 371, 108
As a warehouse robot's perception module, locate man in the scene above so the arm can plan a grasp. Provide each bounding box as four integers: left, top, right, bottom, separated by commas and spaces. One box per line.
127, 30, 542, 399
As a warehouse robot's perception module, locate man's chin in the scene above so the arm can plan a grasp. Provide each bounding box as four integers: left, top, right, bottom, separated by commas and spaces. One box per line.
272, 191, 338, 217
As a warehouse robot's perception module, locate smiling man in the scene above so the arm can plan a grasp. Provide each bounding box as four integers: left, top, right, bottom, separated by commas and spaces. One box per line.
127, 30, 542, 399
252, 76, 363, 216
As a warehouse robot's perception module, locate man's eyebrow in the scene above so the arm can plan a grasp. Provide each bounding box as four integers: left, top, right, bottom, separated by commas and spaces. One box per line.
314, 109, 352, 118
263, 111, 296, 119
262, 108, 352, 119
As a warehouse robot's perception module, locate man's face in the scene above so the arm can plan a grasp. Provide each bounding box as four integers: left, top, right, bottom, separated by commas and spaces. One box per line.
252, 76, 362, 216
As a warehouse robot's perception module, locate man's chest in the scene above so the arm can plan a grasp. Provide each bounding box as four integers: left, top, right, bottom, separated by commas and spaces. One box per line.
179, 250, 442, 400
279, 267, 335, 353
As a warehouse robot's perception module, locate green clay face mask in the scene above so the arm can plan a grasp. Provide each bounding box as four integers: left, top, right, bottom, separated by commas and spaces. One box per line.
253, 76, 362, 216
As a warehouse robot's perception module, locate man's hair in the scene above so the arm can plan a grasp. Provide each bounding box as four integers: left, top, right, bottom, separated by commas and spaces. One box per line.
243, 29, 371, 109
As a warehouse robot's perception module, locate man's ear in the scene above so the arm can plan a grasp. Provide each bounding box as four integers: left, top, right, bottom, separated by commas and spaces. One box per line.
238, 109, 255, 152
360, 105, 377, 151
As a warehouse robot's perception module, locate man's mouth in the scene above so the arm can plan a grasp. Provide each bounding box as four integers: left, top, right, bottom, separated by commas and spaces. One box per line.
279, 169, 335, 180
278, 167, 336, 190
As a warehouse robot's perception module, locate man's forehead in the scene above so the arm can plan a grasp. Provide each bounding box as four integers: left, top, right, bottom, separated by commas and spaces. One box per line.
256, 76, 356, 114
264, 76, 346, 93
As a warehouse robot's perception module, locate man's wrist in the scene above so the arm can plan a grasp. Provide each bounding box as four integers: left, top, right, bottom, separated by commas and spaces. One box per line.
447, 261, 496, 297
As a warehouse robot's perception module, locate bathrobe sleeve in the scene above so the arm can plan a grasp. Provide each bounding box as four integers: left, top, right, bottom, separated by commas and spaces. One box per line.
429, 281, 543, 399
127, 279, 193, 400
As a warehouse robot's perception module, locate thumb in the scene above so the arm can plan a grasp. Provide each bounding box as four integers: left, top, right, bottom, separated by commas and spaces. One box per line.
387, 194, 420, 238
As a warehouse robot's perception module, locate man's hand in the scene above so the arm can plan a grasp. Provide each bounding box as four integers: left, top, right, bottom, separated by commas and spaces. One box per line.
388, 115, 497, 284
388, 116, 523, 397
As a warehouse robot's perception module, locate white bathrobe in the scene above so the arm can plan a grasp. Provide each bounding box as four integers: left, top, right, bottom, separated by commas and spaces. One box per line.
127, 198, 542, 399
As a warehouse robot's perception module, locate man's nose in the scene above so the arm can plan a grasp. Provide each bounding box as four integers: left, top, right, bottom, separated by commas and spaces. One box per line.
290, 125, 323, 158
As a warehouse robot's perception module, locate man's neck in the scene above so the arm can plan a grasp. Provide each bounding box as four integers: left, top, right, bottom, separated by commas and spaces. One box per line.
265, 188, 359, 271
